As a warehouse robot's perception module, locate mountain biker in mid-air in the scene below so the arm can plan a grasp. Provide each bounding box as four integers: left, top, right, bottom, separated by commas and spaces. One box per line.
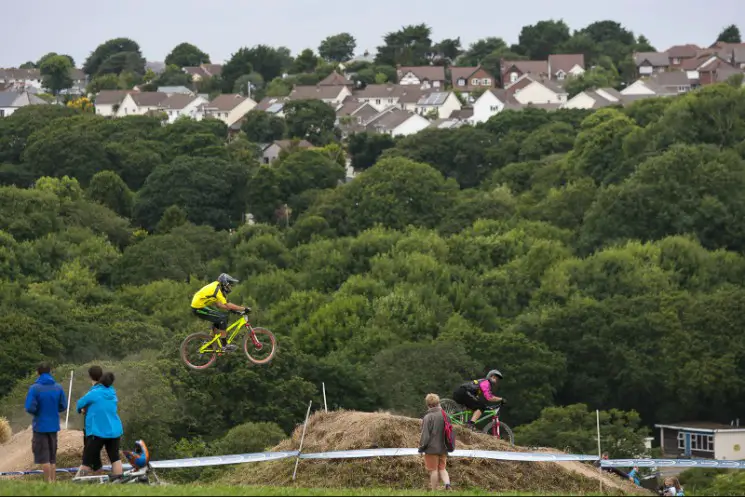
190, 273, 248, 352
452, 369, 504, 430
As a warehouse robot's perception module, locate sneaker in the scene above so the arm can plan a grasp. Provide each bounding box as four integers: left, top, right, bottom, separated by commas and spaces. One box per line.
445, 484, 453, 491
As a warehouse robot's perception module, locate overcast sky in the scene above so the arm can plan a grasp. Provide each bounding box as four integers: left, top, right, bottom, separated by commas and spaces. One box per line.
1, 0, 742, 67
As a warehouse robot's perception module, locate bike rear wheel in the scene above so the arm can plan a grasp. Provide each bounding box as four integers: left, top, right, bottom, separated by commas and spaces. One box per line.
440, 399, 469, 424
243, 327, 277, 365
181, 332, 217, 370
482, 420, 515, 446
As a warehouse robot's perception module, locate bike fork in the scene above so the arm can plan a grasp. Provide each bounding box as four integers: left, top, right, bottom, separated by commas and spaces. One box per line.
246, 326, 263, 350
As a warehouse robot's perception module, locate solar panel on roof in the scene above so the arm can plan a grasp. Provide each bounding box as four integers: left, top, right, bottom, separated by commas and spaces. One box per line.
419, 92, 448, 105
266, 103, 284, 113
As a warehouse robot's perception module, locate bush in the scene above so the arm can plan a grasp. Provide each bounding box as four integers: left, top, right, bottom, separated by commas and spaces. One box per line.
211, 421, 286, 455
0, 416, 11, 443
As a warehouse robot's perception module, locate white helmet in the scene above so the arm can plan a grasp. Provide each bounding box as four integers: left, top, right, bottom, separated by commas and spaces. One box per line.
487, 369, 503, 380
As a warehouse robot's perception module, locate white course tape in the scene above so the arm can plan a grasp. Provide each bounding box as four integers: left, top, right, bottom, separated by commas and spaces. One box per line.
602, 458, 745, 469
149, 450, 300, 469
300, 448, 419, 459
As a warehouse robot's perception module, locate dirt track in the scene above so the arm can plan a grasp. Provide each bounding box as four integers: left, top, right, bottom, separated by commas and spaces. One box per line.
0, 427, 84, 473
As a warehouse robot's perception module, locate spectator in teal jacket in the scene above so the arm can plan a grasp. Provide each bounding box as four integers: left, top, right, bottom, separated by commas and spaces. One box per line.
75, 372, 124, 477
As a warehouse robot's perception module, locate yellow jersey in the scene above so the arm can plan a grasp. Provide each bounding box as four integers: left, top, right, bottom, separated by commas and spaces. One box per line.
191, 281, 227, 309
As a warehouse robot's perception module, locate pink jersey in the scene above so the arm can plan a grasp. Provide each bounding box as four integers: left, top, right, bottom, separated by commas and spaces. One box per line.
478, 379, 497, 401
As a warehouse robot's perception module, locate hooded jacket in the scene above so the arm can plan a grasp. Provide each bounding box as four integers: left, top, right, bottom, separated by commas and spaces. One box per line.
24, 373, 67, 433
76, 384, 123, 439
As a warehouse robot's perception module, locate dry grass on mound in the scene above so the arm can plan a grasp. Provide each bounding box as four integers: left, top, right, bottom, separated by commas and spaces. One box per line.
223, 410, 649, 495
0, 417, 11, 445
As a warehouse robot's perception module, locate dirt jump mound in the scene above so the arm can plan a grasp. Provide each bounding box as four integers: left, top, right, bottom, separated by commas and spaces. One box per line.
223, 410, 649, 494
0, 427, 86, 476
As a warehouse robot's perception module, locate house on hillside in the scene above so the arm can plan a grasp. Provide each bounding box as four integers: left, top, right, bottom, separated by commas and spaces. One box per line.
318, 71, 353, 86
157, 86, 195, 96
288, 84, 352, 105
255, 96, 289, 116
450, 66, 497, 98
116, 92, 169, 117
621, 78, 678, 97
501, 60, 549, 86
160, 93, 209, 123
198, 93, 257, 127
414, 91, 461, 118
365, 107, 430, 136
471, 88, 521, 123
648, 71, 693, 93
94, 90, 134, 116
506, 75, 568, 105
183, 63, 223, 82
0, 90, 48, 117
396, 66, 447, 89
666, 44, 700, 67
353, 84, 406, 111
655, 421, 745, 460
548, 54, 585, 80
634, 52, 670, 75
563, 88, 624, 110
262, 139, 314, 164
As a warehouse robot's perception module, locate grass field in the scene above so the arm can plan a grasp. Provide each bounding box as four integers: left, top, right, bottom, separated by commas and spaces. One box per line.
0, 481, 610, 496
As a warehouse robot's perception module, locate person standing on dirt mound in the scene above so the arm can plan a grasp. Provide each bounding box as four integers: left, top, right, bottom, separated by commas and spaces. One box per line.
452, 369, 504, 430
24, 362, 68, 483
419, 393, 453, 491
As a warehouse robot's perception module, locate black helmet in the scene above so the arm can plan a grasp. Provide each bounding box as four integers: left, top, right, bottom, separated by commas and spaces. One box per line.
217, 273, 239, 294
486, 369, 503, 380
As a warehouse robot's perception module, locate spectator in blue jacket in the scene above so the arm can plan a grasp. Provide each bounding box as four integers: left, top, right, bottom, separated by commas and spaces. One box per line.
76, 371, 124, 477
24, 363, 67, 483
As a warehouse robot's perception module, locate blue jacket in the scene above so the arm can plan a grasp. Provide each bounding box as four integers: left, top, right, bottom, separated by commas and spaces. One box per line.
24, 373, 67, 433
76, 384, 123, 439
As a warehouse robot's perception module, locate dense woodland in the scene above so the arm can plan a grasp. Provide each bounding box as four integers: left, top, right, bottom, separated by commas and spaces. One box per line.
1, 72, 745, 487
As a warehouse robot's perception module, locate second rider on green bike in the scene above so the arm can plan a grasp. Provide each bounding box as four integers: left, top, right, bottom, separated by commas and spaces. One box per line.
190, 273, 248, 352
452, 369, 504, 430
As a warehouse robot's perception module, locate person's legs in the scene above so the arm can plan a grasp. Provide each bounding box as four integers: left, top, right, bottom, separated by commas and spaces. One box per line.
438, 454, 451, 489
424, 454, 439, 490
193, 307, 231, 349
80, 436, 104, 474
32, 432, 54, 483
429, 470, 439, 490
48, 432, 58, 482
104, 438, 123, 476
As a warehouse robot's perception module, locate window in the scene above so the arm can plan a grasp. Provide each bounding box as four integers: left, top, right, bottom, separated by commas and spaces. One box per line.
471, 78, 480, 86
510, 72, 518, 83
433, 81, 440, 87
556, 71, 566, 80
673, 57, 680, 64
389, 98, 394, 103
375, 99, 381, 105
677, 85, 689, 92
457, 78, 466, 86
0, 109, 4, 117
677, 432, 714, 452
489, 105, 500, 112
482, 78, 491, 85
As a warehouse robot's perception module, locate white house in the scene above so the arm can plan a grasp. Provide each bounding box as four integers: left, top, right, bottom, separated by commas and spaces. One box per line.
548, 54, 586, 81
261, 139, 314, 164
621, 79, 678, 97
396, 66, 447, 89
351, 84, 403, 111
563, 87, 623, 110
94, 90, 133, 117
0, 90, 48, 117
161, 93, 209, 123
365, 107, 430, 136
512, 79, 568, 105
656, 422, 745, 460
116, 92, 169, 117
198, 93, 257, 127
634, 52, 671, 75
413, 91, 461, 118
472, 89, 517, 123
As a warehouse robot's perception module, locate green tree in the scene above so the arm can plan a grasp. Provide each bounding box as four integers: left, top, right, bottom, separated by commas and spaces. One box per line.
241, 110, 286, 143
717, 24, 742, 43
83, 38, 145, 76
86, 170, 133, 217
39, 55, 74, 95
283, 99, 339, 145
515, 19, 572, 60
348, 132, 396, 171
164, 42, 211, 68
375, 24, 433, 66
515, 404, 649, 457
221, 48, 254, 94
318, 33, 357, 63
133, 157, 249, 231
156, 205, 188, 234
291, 49, 319, 73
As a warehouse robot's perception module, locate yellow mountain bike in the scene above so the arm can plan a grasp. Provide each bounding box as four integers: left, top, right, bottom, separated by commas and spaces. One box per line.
180, 310, 276, 370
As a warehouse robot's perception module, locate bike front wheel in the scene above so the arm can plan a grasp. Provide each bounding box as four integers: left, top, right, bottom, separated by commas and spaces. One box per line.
181, 332, 217, 370
243, 327, 277, 365
482, 420, 515, 446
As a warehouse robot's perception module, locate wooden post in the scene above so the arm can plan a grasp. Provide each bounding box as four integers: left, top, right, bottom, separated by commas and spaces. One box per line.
292, 400, 313, 481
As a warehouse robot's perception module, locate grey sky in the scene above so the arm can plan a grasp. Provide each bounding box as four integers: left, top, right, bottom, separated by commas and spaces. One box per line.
1, 0, 742, 67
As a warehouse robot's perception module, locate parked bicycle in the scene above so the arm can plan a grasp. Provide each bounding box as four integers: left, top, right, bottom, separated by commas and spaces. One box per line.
439, 398, 514, 445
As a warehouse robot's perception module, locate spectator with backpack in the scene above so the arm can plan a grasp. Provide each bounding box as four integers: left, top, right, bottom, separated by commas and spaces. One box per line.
419, 393, 453, 491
